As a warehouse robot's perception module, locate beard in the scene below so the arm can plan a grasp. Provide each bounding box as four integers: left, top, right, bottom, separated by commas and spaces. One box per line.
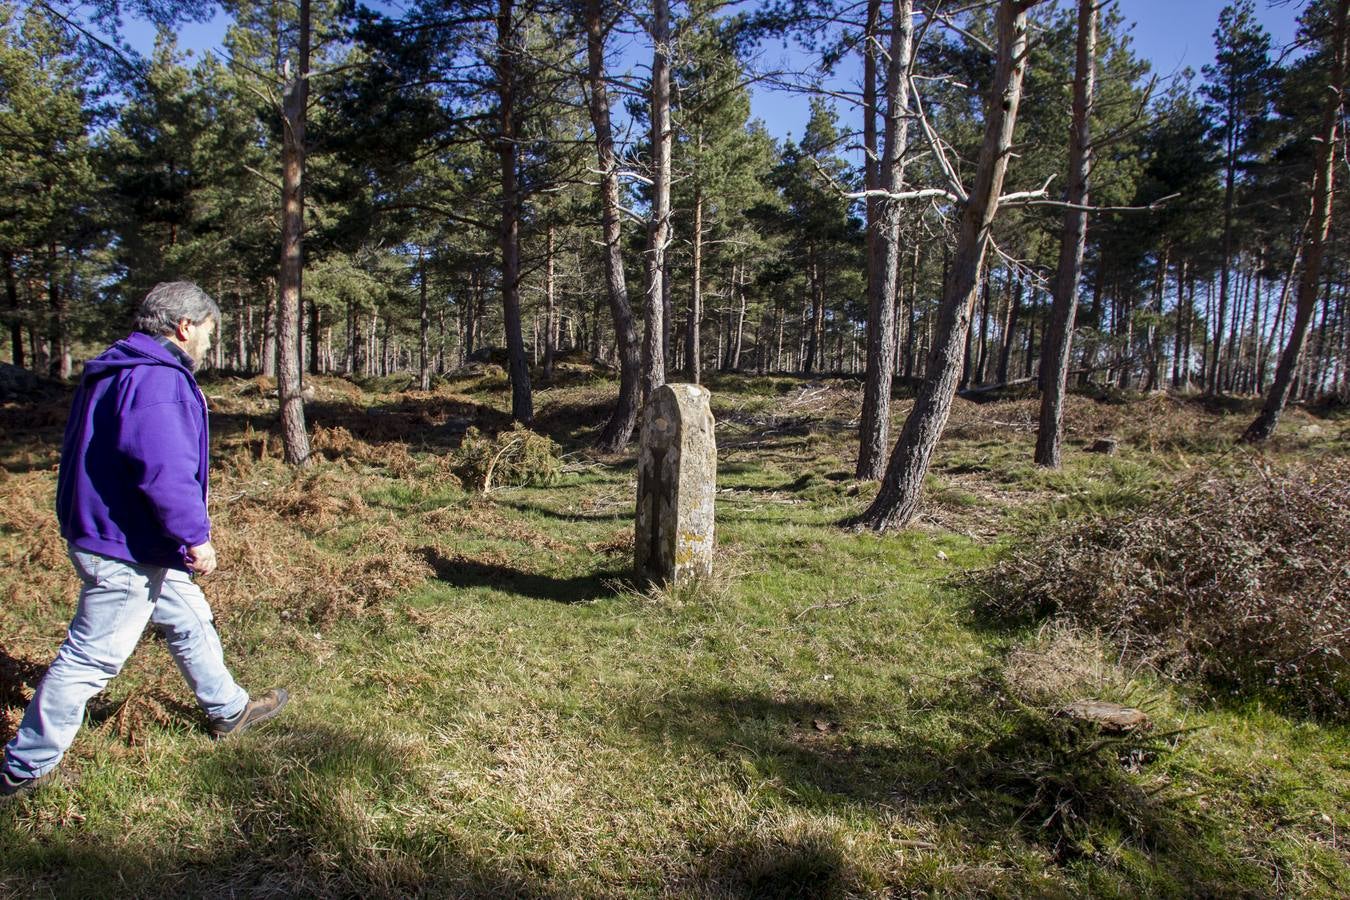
186, 331, 211, 367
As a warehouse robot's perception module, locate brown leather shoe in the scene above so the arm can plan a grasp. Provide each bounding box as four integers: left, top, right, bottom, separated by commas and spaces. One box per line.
211, 688, 289, 740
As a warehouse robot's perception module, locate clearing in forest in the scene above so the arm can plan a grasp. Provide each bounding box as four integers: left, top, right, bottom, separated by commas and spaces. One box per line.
1, 367, 1347, 897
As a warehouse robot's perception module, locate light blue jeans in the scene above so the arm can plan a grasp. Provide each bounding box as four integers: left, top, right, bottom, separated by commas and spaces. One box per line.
3, 547, 250, 779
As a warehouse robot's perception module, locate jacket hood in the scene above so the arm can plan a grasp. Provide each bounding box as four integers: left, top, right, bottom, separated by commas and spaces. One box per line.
82, 332, 195, 380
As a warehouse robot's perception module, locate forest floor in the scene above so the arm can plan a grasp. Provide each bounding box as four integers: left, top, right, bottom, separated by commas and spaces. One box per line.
0, 361, 1347, 897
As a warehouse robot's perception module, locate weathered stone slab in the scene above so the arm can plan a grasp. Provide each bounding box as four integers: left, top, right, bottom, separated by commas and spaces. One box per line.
635, 383, 716, 584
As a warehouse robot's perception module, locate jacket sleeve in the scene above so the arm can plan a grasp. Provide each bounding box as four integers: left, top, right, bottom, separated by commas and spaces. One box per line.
116, 396, 211, 548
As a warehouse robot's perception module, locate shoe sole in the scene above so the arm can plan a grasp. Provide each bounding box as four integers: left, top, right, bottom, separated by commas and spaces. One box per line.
213, 690, 290, 740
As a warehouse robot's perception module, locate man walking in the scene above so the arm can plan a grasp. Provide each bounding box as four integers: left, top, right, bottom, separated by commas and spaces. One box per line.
2, 282, 287, 803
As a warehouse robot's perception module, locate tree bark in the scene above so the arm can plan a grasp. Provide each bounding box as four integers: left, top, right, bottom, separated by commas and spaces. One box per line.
4, 251, 23, 368
1171, 258, 1187, 388
975, 269, 992, 383
497, 0, 532, 422
419, 249, 431, 390
857, 0, 1037, 528
862, 0, 882, 369
465, 270, 479, 358
585, 0, 642, 451
856, 0, 914, 479
903, 242, 920, 379
687, 188, 703, 382
1144, 245, 1168, 391
543, 224, 556, 380
1245, 0, 1347, 440
731, 263, 746, 369
641, 0, 672, 404
276, 0, 313, 465
1034, 0, 1096, 467
307, 297, 320, 377
804, 248, 824, 373
997, 270, 1021, 384
47, 243, 70, 379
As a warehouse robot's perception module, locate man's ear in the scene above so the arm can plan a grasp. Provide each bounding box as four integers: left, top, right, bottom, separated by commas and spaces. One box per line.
175, 318, 193, 341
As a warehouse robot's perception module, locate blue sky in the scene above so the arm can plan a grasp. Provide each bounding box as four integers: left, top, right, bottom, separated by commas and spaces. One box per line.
123, 0, 1308, 142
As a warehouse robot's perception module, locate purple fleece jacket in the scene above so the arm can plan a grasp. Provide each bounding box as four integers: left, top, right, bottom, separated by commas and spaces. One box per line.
55, 332, 210, 570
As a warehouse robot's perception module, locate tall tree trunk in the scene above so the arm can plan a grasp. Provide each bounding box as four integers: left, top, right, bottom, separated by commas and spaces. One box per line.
1245, 0, 1347, 440
1171, 258, 1187, 388
47, 243, 70, 379
1145, 245, 1168, 391
804, 249, 825, 373
862, 0, 883, 371
903, 242, 920, 379
585, 0, 642, 451
856, 0, 914, 479
1076, 261, 1103, 386
437, 307, 446, 374
997, 270, 1022, 384
858, 0, 1037, 528
642, 0, 672, 403
498, 0, 532, 422
543, 224, 556, 380
239, 290, 251, 372
774, 301, 784, 371
4, 251, 23, 368
687, 188, 704, 382
419, 249, 431, 391
277, 0, 313, 466
465, 270, 479, 357
1210, 115, 1240, 393
263, 284, 278, 379
731, 264, 747, 369
308, 298, 320, 377
1260, 238, 1300, 393
975, 269, 992, 383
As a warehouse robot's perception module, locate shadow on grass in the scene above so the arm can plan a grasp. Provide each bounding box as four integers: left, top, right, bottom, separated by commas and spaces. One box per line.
530, 395, 618, 448
420, 548, 630, 603
0, 723, 550, 898
625, 686, 1279, 895
496, 498, 633, 524
675, 826, 869, 899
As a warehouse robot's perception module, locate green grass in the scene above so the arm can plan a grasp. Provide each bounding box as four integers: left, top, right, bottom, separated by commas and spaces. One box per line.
1, 372, 1346, 896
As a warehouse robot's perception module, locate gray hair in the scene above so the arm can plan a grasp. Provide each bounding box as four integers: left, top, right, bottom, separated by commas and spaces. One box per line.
133, 282, 221, 336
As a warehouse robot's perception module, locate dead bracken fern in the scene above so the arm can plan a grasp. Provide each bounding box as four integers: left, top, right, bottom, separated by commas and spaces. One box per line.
972, 456, 1350, 718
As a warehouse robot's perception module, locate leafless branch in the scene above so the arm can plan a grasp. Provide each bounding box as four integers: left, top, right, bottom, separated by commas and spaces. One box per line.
243, 165, 283, 192
908, 73, 969, 202
1009, 192, 1180, 213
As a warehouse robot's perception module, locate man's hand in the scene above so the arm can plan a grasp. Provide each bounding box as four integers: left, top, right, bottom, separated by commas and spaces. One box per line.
187, 541, 218, 577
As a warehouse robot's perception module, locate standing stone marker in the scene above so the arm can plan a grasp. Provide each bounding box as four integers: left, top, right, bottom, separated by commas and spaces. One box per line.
635, 383, 716, 584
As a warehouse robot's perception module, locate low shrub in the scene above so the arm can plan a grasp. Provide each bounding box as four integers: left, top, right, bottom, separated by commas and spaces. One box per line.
451, 424, 562, 491
972, 457, 1350, 718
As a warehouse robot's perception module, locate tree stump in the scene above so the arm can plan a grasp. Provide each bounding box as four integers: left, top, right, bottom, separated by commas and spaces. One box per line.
635, 384, 716, 585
